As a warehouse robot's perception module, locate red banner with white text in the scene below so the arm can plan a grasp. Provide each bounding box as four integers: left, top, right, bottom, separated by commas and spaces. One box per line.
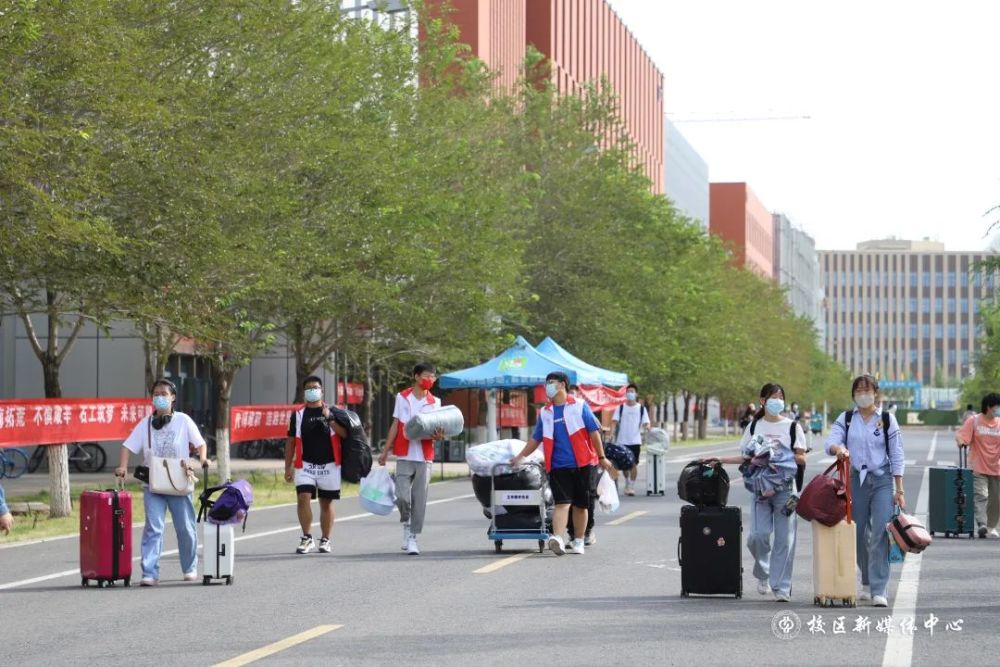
532, 384, 628, 411
0, 398, 153, 448
499, 391, 528, 427
230, 404, 302, 444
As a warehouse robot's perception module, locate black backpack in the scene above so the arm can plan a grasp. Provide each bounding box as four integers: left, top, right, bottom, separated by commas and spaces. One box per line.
330, 407, 372, 484
677, 460, 730, 507
843, 409, 891, 453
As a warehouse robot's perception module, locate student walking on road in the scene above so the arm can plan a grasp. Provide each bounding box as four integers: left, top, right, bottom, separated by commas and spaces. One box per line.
115, 378, 208, 586
706, 383, 805, 602
377, 363, 445, 555
612, 383, 650, 497
825, 374, 905, 608
284, 376, 348, 554
512, 372, 615, 556
956, 393, 1000, 538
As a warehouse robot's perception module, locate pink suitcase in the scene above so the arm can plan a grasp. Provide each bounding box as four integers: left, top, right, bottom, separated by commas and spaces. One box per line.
80, 488, 133, 587
887, 511, 932, 554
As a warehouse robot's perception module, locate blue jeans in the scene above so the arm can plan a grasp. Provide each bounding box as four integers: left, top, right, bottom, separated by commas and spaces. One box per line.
747, 485, 798, 595
141, 491, 198, 581
851, 468, 894, 597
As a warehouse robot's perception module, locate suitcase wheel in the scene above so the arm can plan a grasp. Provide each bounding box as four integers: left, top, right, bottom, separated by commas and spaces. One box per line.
203, 576, 211, 586
681, 590, 689, 598
930, 531, 935, 537
538, 540, 544, 554
123, 577, 130, 587
735, 593, 742, 599
81, 578, 89, 588
225, 576, 233, 586
494, 540, 503, 553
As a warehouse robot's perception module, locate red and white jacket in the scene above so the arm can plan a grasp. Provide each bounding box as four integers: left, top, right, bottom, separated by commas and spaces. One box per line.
292, 408, 342, 469
392, 387, 438, 461
539, 396, 598, 472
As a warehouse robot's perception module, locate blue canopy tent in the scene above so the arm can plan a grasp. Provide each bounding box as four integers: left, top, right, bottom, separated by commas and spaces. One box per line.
439, 335, 579, 389
535, 337, 628, 387
439, 336, 580, 440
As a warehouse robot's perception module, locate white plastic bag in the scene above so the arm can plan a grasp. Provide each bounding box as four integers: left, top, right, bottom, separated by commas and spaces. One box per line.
645, 427, 670, 455
465, 439, 543, 476
359, 468, 396, 516
597, 471, 620, 514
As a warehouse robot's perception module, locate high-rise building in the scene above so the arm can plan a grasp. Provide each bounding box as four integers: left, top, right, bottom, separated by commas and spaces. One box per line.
664, 118, 708, 229
709, 182, 773, 278
430, 0, 665, 193
773, 213, 822, 341
820, 239, 995, 385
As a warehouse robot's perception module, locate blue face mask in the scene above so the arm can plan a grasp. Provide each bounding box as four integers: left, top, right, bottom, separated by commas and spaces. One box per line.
626, 391, 637, 401
765, 398, 785, 416
304, 388, 323, 403
993, 408, 1000, 418
152, 395, 172, 412
545, 382, 559, 399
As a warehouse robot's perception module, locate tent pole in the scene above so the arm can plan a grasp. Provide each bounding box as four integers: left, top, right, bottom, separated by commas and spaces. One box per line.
486, 389, 499, 441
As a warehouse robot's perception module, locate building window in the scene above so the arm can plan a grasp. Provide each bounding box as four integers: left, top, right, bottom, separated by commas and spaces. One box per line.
935, 298, 943, 313
909, 323, 918, 339
922, 273, 931, 287
935, 273, 944, 287
961, 271, 969, 287
947, 272, 957, 288
922, 323, 930, 338
910, 272, 918, 287
947, 297, 956, 313
947, 323, 957, 339
909, 298, 917, 311
961, 323, 968, 338
922, 298, 930, 313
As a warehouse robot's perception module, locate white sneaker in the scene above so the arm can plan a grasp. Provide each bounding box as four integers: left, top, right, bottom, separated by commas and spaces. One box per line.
872, 595, 888, 608
989, 528, 1000, 539
182, 571, 198, 582
858, 586, 871, 602
318, 537, 332, 554
401, 524, 411, 551
568, 538, 585, 555
774, 591, 790, 602
296, 535, 315, 554
547, 535, 566, 555
406, 536, 420, 555
584, 531, 596, 546
757, 579, 770, 595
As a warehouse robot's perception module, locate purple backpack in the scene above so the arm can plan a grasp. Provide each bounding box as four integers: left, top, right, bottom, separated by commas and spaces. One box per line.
198, 480, 254, 530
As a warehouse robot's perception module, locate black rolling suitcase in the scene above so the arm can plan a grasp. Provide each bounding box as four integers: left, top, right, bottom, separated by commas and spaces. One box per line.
678, 505, 742, 598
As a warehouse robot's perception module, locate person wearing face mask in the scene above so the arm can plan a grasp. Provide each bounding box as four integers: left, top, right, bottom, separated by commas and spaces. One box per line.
612, 383, 650, 497
284, 376, 348, 554
955, 393, 1000, 538
115, 378, 208, 586
511, 372, 615, 555
825, 374, 905, 608
377, 362, 445, 555
706, 383, 806, 602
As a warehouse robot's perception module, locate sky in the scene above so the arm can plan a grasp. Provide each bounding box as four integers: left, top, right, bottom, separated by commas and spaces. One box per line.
606, 0, 1000, 252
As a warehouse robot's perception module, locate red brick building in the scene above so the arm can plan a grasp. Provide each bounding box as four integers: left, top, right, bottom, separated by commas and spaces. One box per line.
430, 0, 665, 193
709, 182, 774, 278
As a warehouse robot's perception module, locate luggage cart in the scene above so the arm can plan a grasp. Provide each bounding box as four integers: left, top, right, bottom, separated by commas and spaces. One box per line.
487, 462, 550, 553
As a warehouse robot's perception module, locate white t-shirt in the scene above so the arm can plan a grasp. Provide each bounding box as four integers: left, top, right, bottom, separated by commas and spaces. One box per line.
739, 417, 806, 472
393, 391, 442, 461
613, 403, 650, 445
122, 412, 206, 467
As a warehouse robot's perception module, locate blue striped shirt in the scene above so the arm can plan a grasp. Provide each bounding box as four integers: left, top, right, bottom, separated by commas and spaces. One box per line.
824, 407, 905, 476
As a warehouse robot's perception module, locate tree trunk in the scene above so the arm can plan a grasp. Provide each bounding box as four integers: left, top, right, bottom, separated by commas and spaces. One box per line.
43, 361, 72, 517
697, 395, 708, 440
681, 391, 691, 441
212, 366, 236, 482
671, 393, 680, 441
364, 349, 375, 437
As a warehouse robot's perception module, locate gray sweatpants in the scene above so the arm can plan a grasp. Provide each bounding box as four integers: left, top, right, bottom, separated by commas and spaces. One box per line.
396, 459, 431, 535
973, 472, 1000, 529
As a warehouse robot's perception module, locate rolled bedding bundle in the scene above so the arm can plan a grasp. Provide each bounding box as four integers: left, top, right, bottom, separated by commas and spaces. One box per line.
404, 405, 465, 440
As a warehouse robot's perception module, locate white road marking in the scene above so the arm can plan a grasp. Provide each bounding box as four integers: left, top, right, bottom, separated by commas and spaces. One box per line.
0, 493, 476, 590
606, 510, 648, 526
926, 432, 938, 461
936, 461, 955, 467
881, 465, 930, 667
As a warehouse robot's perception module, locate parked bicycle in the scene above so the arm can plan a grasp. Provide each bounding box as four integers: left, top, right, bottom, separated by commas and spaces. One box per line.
0, 447, 29, 479
26, 442, 107, 474
240, 438, 285, 460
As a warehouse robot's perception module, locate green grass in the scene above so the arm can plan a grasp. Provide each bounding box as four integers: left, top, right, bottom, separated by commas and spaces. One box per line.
0, 468, 467, 544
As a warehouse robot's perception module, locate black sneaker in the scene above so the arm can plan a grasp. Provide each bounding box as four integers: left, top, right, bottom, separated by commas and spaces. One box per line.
978, 525, 988, 539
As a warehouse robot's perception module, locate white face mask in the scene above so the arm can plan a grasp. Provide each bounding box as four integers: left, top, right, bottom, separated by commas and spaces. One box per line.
304, 388, 323, 403
545, 382, 559, 399
626, 391, 637, 402
854, 392, 875, 409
